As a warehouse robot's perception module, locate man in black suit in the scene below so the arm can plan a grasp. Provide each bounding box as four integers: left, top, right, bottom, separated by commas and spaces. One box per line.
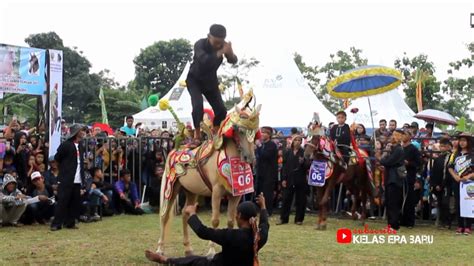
51, 124, 87, 231
256, 126, 278, 216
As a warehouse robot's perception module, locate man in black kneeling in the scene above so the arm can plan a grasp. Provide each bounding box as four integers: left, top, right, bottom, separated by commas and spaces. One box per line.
145, 193, 269, 266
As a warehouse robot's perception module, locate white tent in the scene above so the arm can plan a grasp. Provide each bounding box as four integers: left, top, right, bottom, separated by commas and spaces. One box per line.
133, 63, 210, 130
248, 54, 335, 128
344, 89, 424, 129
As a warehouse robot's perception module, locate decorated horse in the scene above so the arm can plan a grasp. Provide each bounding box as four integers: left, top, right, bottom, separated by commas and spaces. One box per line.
156, 89, 261, 256
304, 122, 376, 229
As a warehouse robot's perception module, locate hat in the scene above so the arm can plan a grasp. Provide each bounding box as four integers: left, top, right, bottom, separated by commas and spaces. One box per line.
2, 174, 16, 190
31, 171, 42, 181
410, 122, 419, 129
236, 201, 258, 220
458, 132, 473, 141
66, 124, 87, 140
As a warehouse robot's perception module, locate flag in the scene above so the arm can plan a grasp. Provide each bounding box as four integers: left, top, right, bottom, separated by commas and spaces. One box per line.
99, 87, 109, 124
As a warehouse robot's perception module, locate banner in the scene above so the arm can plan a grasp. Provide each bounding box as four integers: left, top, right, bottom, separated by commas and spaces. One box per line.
48, 49, 63, 157
0, 44, 47, 95
99, 87, 109, 124
460, 181, 474, 218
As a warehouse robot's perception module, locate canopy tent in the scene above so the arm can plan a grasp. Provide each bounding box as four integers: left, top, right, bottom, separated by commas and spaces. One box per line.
133, 63, 210, 130
344, 89, 425, 129
248, 54, 335, 128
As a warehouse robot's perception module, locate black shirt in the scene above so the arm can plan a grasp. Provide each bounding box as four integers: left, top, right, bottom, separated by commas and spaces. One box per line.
329, 124, 351, 146
188, 38, 238, 83
188, 209, 269, 266
403, 143, 421, 180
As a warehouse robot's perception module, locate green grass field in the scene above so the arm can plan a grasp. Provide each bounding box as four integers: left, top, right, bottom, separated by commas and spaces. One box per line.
1, 212, 472, 265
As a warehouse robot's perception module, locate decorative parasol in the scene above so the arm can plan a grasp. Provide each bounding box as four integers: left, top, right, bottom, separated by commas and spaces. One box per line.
414, 109, 457, 126
327, 65, 402, 134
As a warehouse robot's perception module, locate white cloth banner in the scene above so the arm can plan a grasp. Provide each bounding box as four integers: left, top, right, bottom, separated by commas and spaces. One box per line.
48, 49, 63, 157
460, 181, 474, 218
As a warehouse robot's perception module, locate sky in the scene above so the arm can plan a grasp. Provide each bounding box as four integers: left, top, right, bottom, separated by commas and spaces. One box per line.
0, 0, 473, 121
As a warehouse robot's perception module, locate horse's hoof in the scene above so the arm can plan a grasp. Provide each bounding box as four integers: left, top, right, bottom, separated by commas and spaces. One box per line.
320, 224, 327, 230
185, 250, 194, 257
314, 224, 321, 230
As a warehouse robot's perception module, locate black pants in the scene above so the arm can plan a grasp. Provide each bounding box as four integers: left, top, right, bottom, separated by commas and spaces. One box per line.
401, 180, 416, 227
280, 185, 307, 223
187, 77, 227, 128
113, 193, 144, 215
52, 184, 81, 228
257, 180, 275, 216
385, 184, 402, 230
166, 255, 213, 265
454, 183, 473, 229
21, 202, 55, 224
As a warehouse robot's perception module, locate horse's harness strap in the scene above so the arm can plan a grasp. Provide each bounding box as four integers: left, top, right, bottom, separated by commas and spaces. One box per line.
196, 142, 213, 192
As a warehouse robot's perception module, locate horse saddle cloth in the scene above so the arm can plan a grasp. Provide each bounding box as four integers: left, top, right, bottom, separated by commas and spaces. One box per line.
163, 140, 215, 200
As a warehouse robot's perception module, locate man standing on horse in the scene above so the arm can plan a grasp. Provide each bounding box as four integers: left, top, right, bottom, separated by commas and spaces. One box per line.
187, 24, 238, 145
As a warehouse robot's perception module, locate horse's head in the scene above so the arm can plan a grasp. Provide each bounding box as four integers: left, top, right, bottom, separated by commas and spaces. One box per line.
304, 135, 338, 163
216, 89, 261, 164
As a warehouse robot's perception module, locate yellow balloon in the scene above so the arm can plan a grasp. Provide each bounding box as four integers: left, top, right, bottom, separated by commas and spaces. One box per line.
159, 98, 170, 111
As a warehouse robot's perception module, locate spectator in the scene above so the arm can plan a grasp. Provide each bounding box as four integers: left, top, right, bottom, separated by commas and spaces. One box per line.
50, 124, 87, 231
256, 126, 278, 216
23, 171, 55, 225
355, 124, 367, 139
120, 116, 136, 137
60, 119, 69, 137
430, 138, 454, 228
448, 133, 473, 235
401, 131, 422, 228
379, 130, 405, 230
388, 119, 397, 135
85, 167, 112, 221
26, 154, 39, 180
114, 169, 144, 215
277, 135, 309, 225
375, 119, 388, 138
44, 156, 59, 191
13, 131, 30, 191
1, 174, 27, 226
147, 165, 164, 208
409, 122, 419, 137
35, 152, 45, 168
4, 118, 21, 141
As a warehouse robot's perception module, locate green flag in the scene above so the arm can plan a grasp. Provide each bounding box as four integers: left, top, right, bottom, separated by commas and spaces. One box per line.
99, 87, 109, 124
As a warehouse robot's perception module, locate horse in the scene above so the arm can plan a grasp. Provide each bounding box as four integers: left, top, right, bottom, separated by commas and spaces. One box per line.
304, 132, 376, 228
304, 134, 346, 230
157, 91, 261, 256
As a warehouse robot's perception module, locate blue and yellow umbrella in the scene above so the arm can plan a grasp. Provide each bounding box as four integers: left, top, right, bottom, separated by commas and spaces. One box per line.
327, 65, 402, 99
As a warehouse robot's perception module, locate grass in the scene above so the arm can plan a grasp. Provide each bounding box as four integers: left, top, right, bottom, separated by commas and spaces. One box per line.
1, 211, 473, 265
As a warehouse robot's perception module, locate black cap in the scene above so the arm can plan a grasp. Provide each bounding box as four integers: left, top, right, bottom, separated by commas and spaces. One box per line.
426, 123, 434, 129
237, 201, 258, 220
209, 24, 226, 38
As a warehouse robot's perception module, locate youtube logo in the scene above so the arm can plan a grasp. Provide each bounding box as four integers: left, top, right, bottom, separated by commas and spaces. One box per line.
337, 228, 352, 244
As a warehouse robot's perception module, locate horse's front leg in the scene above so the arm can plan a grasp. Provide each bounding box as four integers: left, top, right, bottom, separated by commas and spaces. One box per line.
227, 195, 242, 228
182, 192, 198, 256
207, 185, 224, 257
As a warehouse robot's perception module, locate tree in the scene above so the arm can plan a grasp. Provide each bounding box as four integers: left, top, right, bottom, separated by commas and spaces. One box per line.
218, 57, 259, 109
25, 32, 101, 123
294, 47, 368, 113
441, 42, 474, 122
394, 54, 442, 112
132, 39, 192, 96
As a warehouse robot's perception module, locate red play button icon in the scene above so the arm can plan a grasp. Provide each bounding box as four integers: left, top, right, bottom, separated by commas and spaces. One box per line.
337, 228, 352, 244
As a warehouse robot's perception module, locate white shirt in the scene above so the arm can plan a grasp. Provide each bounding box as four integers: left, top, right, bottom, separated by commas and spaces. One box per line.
73, 142, 81, 184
